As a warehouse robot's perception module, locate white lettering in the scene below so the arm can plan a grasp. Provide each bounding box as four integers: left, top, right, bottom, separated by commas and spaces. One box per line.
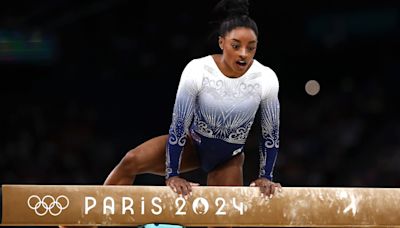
151, 197, 162, 215
84, 197, 96, 215
103, 196, 115, 215
215, 197, 226, 215
141, 197, 145, 215
175, 197, 187, 215
122, 197, 134, 215
232, 197, 244, 215
82, 195, 246, 216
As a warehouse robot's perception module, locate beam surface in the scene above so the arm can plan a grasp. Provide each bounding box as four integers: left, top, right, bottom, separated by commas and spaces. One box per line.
1, 185, 400, 227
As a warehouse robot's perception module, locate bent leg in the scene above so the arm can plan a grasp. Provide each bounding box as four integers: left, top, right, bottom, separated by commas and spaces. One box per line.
206, 153, 245, 228
207, 152, 245, 186
104, 135, 200, 185
61, 136, 199, 228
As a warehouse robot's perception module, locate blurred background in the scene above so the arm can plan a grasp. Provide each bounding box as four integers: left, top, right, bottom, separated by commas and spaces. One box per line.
1, 0, 399, 194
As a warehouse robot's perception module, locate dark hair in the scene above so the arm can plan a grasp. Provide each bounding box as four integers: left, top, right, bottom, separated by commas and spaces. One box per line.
213, 0, 258, 37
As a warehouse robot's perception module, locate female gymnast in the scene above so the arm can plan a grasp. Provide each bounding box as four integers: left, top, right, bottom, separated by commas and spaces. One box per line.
104, 0, 282, 198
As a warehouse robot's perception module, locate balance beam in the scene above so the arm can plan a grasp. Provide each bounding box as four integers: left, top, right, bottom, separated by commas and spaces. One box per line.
1, 185, 400, 227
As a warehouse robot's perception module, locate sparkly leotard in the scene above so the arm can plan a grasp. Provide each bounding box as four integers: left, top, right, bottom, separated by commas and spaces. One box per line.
166, 55, 280, 180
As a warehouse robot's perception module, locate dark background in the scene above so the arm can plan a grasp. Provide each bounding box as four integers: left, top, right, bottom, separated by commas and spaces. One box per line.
1, 0, 400, 192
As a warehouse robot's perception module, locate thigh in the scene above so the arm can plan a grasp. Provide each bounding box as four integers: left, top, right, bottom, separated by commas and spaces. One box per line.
207, 153, 245, 186
134, 135, 200, 176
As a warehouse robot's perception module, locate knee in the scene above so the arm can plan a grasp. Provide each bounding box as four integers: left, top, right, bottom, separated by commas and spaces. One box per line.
119, 148, 142, 174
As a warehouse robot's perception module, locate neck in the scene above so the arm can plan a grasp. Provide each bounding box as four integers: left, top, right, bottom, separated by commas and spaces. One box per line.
213, 54, 242, 78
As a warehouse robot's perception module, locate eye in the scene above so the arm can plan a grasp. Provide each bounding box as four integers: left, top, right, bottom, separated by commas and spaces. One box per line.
248, 46, 256, 51
231, 44, 240, 49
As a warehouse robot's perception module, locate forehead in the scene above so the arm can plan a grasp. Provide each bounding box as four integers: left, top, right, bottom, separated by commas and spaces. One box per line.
224, 27, 257, 42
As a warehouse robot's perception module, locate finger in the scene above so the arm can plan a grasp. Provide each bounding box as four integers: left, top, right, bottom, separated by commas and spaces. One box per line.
270, 184, 276, 198
259, 185, 267, 198
277, 183, 283, 191
181, 183, 190, 198
175, 185, 183, 196
270, 184, 276, 196
265, 184, 272, 198
169, 181, 178, 193
187, 183, 192, 196
276, 183, 283, 193
167, 182, 177, 193
189, 182, 200, 196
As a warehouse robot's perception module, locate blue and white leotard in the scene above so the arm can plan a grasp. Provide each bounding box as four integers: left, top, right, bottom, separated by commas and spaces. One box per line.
166, 55, 280, 180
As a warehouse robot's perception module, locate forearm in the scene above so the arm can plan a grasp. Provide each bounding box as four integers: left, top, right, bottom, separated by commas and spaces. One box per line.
259, 94, 280, 181
259, 144, 278, 180
165, 142, 184, 179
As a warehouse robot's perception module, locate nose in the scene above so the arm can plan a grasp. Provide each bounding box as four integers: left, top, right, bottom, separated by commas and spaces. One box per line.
239, 48, 248, 58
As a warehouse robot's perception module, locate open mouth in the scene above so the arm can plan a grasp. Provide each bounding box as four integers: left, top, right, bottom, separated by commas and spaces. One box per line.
236, 60, 247, 67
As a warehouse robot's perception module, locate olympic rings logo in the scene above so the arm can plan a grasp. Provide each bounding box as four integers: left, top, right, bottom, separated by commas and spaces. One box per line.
27, 195, 69, 216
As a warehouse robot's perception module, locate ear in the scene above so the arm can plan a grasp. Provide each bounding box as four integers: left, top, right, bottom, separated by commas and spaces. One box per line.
218, 36, 224, 50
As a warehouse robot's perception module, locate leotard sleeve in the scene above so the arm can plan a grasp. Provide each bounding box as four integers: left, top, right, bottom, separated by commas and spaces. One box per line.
258, 68, 280, 181
165, 60, 200, 179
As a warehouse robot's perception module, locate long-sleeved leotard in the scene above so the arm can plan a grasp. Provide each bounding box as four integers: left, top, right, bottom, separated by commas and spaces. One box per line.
166, 55, 280, 180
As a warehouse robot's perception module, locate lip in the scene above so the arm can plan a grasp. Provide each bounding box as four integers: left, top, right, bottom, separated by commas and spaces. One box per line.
235, 60, 247, 70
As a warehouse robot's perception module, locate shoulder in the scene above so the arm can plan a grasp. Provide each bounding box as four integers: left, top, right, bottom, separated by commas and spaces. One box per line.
179, 56, 210, 88
183, 55, 210, 70
252, 60, 279, 87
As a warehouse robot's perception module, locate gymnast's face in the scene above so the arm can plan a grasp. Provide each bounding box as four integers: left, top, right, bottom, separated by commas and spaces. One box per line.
219, 27, 258, 77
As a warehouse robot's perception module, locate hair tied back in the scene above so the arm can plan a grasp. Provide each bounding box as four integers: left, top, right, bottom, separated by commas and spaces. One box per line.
214, 0, 250, 18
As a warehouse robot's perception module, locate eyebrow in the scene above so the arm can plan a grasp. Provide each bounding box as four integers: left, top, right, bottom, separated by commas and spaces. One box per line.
231, 38, 257, 44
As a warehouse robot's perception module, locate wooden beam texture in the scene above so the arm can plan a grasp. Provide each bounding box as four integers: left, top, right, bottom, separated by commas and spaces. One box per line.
1, 185, 400, 227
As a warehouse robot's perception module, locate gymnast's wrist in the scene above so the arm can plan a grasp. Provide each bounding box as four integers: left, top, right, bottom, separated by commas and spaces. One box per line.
165, 172, 179, 180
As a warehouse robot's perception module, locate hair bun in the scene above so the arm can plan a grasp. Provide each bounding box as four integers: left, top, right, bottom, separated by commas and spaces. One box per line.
214, 0, 250, 18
